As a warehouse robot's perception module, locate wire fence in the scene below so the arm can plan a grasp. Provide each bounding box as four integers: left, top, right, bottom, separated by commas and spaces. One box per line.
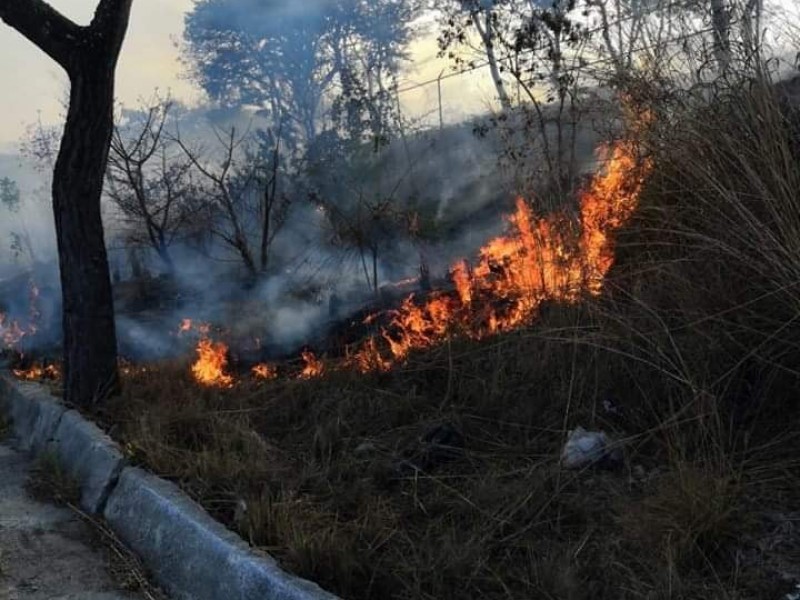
391, 1, 759, 133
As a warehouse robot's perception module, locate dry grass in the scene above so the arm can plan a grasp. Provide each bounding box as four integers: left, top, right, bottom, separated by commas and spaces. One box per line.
85, 71, 800, 599
98, 315, 799, 599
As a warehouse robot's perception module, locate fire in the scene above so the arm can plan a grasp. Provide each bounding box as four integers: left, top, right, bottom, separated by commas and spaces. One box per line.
299, 350, 324, 379
192, 338, 234, 388
178, 318, 211, 337
167, 124, 650, 386
177, 318, 236, 387
252, 363, 278, 380
12, 363, 61, 381
579, 141, 646, 293
351, 133, 652, 368
348, 337, 393, 373
1, 279, 43, 350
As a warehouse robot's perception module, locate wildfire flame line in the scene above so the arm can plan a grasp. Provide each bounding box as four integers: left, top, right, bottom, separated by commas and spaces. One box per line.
178, 131, 651, 387
11, 132, 648, 388
349, 137, 652, 371
7, 120, 650, 390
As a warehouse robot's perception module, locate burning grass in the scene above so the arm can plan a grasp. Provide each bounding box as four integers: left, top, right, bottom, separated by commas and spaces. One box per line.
163, 129, 650, 392
18, 76, 800, 598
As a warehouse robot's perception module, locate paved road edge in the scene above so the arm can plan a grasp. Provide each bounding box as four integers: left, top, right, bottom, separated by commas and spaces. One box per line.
0, 373, 340, 600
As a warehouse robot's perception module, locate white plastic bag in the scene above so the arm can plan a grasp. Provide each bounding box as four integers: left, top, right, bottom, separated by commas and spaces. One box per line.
561, 426, 619, 469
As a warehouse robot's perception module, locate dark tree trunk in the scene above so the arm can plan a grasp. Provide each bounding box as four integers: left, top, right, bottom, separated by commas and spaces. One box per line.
54, 64, 121, 404
155, 231, 175, 274
710, 0, 731, 71
371, 247, 379, 294
1, 0, 134, 407
260, 195, 271, 273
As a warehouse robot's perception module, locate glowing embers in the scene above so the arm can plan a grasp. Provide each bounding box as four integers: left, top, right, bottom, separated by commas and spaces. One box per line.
12, 362, 61, 381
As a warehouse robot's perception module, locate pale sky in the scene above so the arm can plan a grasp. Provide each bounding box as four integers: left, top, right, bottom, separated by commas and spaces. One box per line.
0, 0, 197, 151
0, 1, 494, 152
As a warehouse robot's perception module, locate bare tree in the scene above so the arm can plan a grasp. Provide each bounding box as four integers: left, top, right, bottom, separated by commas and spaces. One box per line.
318, 193, 397, 294
107, 100, 197, 274
173, 126, 290, 280
438, 0, 592, 201
254, 125, 286, 273
1, 0, 133, 406
437, 0, 513, 111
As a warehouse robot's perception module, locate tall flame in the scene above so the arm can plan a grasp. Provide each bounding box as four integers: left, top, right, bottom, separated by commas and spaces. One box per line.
179, 319, 235, 387
352, 134, 652, 370
192, 339, 234, 388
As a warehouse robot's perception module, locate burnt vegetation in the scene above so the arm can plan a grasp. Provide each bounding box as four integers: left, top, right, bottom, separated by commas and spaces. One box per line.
2, 0, 800, 598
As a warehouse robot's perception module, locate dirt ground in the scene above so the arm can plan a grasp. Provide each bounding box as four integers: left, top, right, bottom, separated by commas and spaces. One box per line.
0, 442, 144, 600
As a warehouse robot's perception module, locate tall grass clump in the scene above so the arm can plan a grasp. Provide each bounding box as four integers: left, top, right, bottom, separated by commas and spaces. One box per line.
591, 67, 800, 594
611, 69, 800, 416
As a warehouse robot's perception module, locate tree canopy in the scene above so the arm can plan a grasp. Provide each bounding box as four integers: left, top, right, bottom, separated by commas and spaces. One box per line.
183, 0, 422, 146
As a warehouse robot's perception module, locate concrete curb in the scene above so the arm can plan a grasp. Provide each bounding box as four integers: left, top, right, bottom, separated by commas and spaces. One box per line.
0, 373, 340, 600
106, 468, 339, 600
0, 377, 67, 454
49, 409, 126, 514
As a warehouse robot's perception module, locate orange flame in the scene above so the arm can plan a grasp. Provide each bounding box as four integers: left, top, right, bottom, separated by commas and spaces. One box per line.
252, 362, 278, 380
192, 339, 234, 388
13, 363, 61, 381
167, 125, 650, 387
298, 350, 324, 379
348, 337, 393, 373
178, 318, 235, 387
352, 134, 652, 368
